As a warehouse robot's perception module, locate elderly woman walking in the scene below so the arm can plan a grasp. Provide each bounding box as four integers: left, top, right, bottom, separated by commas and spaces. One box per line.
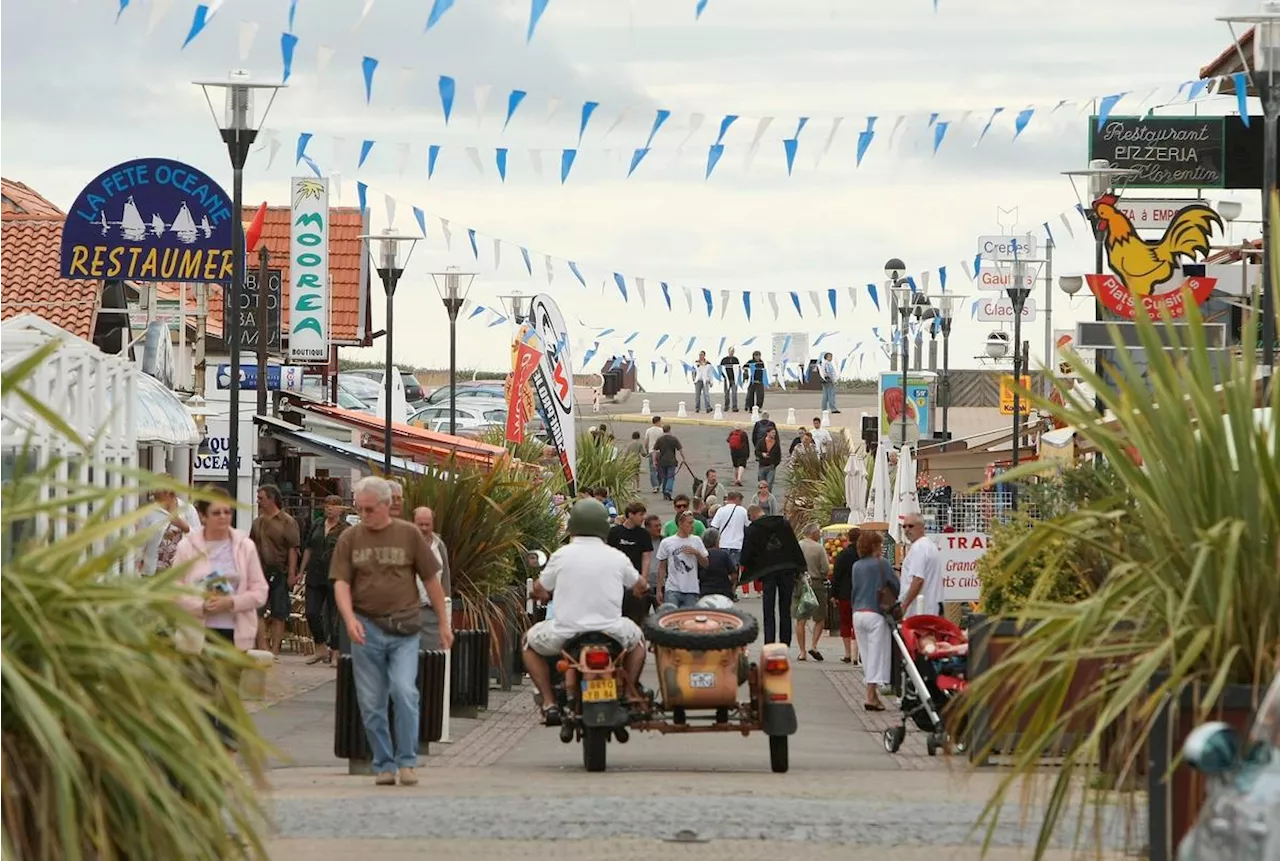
850, 530, 900, 711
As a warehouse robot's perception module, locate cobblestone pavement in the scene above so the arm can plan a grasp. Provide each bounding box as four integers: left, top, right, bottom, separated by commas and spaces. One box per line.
424, 692, 538, 768
825, 666, 942, 768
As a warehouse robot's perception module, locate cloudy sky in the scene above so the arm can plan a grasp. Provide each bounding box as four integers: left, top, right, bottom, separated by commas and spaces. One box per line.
1, 0, 1264, 387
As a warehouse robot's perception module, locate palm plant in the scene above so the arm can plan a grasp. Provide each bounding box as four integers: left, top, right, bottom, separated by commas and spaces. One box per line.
783, 434, 852, 528
565, 432, 641, 504
477, 426, 550, 466
1, 350, 271, 860
956, 303, 1278, 857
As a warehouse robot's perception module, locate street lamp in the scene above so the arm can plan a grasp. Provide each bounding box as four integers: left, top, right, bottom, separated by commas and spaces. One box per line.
430, 266, 477, 437
1062, 159, 1138, 416
193, 69, 284, 518
930, 294, 960, 441
884, 257, 908, 372
1006, 262, 1033, 512
890, 279, 914, 452
1219, 1, 1280, 375
498, 290, 530, 325
360, 230, 420, 474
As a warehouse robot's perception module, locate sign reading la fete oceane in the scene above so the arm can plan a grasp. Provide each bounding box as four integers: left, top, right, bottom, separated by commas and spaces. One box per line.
59, 157, 234, 282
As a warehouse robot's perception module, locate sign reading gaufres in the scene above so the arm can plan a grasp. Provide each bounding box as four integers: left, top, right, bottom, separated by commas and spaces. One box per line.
59, 158, 233, 282
288, 177, 330, 364
1089, 116, 1226, 189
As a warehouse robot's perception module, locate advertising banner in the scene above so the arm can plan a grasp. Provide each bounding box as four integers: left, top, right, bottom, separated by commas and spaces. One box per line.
288, 177, 330, 364
999, 375, 1034, 416
931, 532, 987, 603
230, 268, 282, 352
878, 371, 933, 447
506, 334, 543, 444
214, 363, 306, 392
60, 157, 234, 282
528, 294, 577, 493
1088, 116, 1225, 189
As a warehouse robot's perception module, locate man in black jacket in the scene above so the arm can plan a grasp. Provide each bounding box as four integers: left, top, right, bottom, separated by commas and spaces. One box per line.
738, 506, 805, 646
751, 411, 777, 452
741, 350, 767, 412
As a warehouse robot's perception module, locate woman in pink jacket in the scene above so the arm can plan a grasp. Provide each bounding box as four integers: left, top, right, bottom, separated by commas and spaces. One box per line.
172, 491, 268, 651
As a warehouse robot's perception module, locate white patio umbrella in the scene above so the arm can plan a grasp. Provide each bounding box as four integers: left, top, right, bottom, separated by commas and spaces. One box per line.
843, 452, 868, 524
868, 442, 891, 523
888, 444, 920, 544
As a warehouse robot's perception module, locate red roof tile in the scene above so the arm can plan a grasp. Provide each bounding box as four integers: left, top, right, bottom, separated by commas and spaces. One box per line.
0, 178, 64, 219
151, 205, 367, 349
1201, 28, 1254, 95
1, 219, 99, 338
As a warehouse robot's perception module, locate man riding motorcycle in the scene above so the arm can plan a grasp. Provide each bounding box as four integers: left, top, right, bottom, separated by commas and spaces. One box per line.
523, 499, 649, 724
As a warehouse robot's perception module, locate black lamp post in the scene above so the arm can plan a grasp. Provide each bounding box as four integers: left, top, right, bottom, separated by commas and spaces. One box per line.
1220, 3, 1280, 376
431, 266, 477, 438
194, 70, 284, 520
1006, 261, 1033, 511
933, 294, 959, 441
889, 278, 914, 453
360, 230, 419, 474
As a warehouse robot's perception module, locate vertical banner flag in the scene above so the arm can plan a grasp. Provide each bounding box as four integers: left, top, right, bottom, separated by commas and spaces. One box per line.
288, 176, 330, 363
507, 326, 543, 443
528, 294, 577, 493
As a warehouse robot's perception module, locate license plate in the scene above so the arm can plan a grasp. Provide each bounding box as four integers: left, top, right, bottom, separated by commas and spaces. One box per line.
582, 678, 617, 702
689, 672, 716, 689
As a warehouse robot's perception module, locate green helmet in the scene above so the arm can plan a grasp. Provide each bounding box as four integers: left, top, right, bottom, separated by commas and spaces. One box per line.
567, 498, 611, 539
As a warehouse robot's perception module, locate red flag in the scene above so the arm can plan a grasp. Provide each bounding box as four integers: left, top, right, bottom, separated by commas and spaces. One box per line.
243, 201, 268, 252
507, 340, 543, 443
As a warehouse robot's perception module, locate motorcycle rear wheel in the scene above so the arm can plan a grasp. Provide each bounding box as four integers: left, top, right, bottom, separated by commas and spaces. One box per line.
582, 727, 609, 772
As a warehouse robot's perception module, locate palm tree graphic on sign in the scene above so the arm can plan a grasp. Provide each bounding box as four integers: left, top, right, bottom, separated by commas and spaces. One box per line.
293, 179, 325, 204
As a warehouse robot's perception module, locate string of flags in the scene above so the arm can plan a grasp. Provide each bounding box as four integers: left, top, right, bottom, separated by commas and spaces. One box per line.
308, 155, 1090, 325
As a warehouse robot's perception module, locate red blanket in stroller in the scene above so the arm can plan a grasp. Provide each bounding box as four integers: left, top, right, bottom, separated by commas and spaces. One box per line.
900, 615, 968, 690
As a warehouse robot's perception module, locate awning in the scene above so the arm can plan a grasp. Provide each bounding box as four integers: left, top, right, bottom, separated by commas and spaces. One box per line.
134, 372, 201, 446
284, 399, 505, 469
255, 415, 446, 477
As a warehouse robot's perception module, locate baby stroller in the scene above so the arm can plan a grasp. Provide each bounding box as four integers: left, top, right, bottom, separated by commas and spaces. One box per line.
882, 614, 969, 757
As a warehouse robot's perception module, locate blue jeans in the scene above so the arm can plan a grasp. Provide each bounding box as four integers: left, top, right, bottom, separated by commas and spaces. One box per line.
663, 590, 699, 609
693, 381, 712, 412
351, 615, 421, 773
759, 465, 777, 491
725, 548, 741, 571
659, 465, 677, 497
648, 454, 661, 490
723, 379, 738, 411
821, 382, 837, 411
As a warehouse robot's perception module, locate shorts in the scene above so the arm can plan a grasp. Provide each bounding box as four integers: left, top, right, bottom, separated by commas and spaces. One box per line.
792, 580, 829, 622
261, 568, 291, 620
524, 618, 644, 658
730, 450, 748, 468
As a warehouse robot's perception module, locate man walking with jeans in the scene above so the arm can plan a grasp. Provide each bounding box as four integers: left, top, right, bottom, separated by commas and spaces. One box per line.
643, 415, 664, 494
332, 477, 453, 787
819, 351, 840, 413
652, 424, 684, 500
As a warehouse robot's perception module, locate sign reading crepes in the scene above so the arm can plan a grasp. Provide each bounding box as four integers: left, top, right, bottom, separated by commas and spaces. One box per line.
288, 177, 330, 364
1088, 116, 1226, 189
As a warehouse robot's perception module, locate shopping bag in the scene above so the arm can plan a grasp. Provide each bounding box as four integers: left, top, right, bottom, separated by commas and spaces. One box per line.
794, 580, 818, 618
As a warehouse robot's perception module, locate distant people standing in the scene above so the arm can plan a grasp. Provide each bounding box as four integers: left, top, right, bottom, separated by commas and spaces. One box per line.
719, 347, 741, 412
692, 351, 714, 413
756, 427, 782, 491
644, 415, 664, 495
250, 484, 300, 656
819, 351, 840, 414
739, 505, 805, 646
652, 424, 685, 501
726, 425, 751, 486
742, 350, 768, 412
412, 506, 452, 650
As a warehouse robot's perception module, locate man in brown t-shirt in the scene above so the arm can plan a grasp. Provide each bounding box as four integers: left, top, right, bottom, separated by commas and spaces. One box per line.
250, 484, 300, 654
331, 476, 452, 787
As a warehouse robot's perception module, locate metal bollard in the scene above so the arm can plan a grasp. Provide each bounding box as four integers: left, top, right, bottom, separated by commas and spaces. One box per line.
677, 401, 688, 418
786, 407, 797, 425
822, 409, 831, 426
641, 399, 651, 415
713, 405, 724, 420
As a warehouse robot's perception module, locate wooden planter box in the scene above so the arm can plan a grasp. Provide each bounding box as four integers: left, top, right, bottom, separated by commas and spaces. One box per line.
1146, 681, 1260, 861
966, 614, 1114, 766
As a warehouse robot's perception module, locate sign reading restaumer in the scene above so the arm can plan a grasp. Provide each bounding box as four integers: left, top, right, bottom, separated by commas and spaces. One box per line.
59, 158, 234, 282
288, 177, 330, 364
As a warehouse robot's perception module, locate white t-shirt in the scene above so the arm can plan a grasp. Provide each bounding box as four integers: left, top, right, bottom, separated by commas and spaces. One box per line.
643, 425, 664, 454
539, 537, 639, 633
694, 362, 714, 384
656, 534, 706, 594
201, 538, 241, 630
708, 503, 748, 551
811, 426, 833, 455
900, 535, 943, 618
417, 535, 445, 607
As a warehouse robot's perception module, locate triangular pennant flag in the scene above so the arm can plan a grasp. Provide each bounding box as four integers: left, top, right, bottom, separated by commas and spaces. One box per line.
1013, 107, 1034, 139
887, 116, 906, 149
266, 135, 281, 169
181, 4, 212, 48
720, 289, 730, 320
685, 337, 696, 355
425, 0, 455, 30
1043, 221, 1055, 248
560, 149, 577, 183
527, 0, 550, 42
355, 0, 375, 28
702, 288, 713, 318
783, 139, 798, 175
473, 83, 492, 128
520, 246, 532, 274
856, 116, 876, 167
682, 286, 693, 314
677, 113, 705, 151
815, 116, 843, 167
579, 101, 598, 144
427, 144, 441, 178
742, 291, 752, 320
827, 288, 837, 316
613, 273, 629, 301
660, 282, 672, 310
767, 293, 779, 320
384, 194, 396, 227
790, 292, 803, 318
544, 254, 554, 282
395, 142, 411, 177
279, 32, 299, 82
356, 181, 368, 213
808, 290, 822, 316
360, 56, 378, 103
545, 96, 562, 123
602, 107, 631, 141
358, 139, 375, 168
645, 109, 671, 147
460, 144, 482, 173
528, 149, 544, 176
705, 144, 724, 179
696, 0, 709, 17
504, 90, 527, 130
939, 265, 948, 292
238, 20, 258, 61
295, 132, 313, 165
438, 75, 456, 123
1096, 93, 1125, 130
493, 238, 502, 268
440, 217, 452, 249
623, 332, 639, 345
568, 261, 586, 287
413, 206, 427, 237
495, 147, 508, 181
467, 228, 478, 259
867, 283, 879, 311
1188, 78, 1210, 102
976, 107, 1003, 145
715, 114, 738, 145
1233, 73, 1251, 126
1059, 211, 1075, 238
743, 116, 774, 169
146, 0, 173, 34
932, 121, 949, 154
635, 277, 647, 305
627, 148, 650, 177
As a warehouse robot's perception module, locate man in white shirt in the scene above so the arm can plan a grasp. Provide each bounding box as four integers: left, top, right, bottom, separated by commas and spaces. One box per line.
810, 416, 833, 457
692, 351, 714, 413
643, 415, 664, 494
524, 500, 648, 721
413, 506, 452, 649
656, 511, 709, 608
708, 489, 749, 570
899, 514, 943, 618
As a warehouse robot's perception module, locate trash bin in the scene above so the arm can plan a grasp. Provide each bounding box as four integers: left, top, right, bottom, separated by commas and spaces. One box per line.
450, 629, 491, 716
602, 370, 622, 397
334, 649, 448, 771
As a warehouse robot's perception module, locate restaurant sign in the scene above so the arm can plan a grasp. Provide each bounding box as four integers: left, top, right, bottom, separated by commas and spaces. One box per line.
1088, 116, 1226, 189
60, 158, 234, 282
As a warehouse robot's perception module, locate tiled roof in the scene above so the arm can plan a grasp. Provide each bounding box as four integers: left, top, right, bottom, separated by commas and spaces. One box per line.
1, 219, 100, 338
0, 178, 64, 219
1201, 28, 1253, 94
150, 206, 367, 349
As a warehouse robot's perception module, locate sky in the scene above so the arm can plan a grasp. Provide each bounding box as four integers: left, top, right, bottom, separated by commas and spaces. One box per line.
0, 0, 1267, 389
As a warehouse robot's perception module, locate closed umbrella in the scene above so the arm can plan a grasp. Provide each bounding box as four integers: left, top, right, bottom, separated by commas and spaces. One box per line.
869, 442, 891, 523
843, 452, 868, 524
889, 445, 920, 544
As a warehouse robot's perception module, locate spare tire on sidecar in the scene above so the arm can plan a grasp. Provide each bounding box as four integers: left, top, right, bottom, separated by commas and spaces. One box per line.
643, 606, 759, 651
643, 606, 759, 711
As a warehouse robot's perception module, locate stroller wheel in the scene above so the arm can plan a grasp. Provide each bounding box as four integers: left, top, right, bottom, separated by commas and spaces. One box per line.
926, 736, 938, 756
883, 726, 906, 754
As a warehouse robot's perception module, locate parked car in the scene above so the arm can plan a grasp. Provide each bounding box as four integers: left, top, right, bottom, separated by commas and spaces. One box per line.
297, 378, 377, 414
424, 382, 505, 406
409, 402, 508, 433
334, 372, 384, 403
343, 369, 426, 405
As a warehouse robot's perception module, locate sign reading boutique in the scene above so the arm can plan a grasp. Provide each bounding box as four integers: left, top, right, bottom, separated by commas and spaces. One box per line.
1088, 116, 1226, 189
289, 177, 330, 364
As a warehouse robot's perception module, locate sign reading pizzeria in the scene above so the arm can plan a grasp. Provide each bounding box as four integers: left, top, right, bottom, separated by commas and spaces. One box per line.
1084, 194, 1221, 319
1088, 116, 1226, 189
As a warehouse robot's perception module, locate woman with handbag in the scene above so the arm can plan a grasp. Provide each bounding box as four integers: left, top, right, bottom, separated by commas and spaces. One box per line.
849, 530, 900, 711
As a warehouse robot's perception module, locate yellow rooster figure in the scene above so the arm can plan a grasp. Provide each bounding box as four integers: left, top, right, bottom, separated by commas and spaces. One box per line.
1092, 194, 1221, 297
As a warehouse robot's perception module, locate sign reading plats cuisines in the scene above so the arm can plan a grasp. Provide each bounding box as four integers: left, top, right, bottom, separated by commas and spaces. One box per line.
288, 178, 330, 364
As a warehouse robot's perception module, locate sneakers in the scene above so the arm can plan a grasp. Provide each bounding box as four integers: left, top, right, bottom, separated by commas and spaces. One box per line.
374, 772, 396, 786
398, 767, 419, 786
